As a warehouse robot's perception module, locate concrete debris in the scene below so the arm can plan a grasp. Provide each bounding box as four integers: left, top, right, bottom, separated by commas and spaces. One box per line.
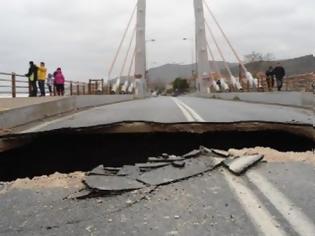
224, 154, 264, 175
84, 176, 145, 192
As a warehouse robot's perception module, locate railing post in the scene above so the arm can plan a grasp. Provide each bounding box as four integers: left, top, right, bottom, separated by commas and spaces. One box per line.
88, 79, 92, 95
77, 82, 80, 95
11, 73, 16, 98
70, 81, 73, 96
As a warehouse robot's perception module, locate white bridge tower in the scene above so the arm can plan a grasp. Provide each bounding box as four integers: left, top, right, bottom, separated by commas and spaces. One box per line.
194, 0, 211, 94
134, 0, 147, 97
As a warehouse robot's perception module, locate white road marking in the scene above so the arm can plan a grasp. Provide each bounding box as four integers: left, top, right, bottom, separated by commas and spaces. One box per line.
247, 170, 315, 236
175, 99, 205, 122
171, 98, 195, 122
175, 97, 315, 235
223, 170, 287, 236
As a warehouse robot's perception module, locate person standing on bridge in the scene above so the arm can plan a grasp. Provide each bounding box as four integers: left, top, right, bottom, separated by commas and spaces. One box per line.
265, 66, 274, 91
54, 68, 65, 96
47, 73, 54, 96
37, 62, 47, 96
25, 61, 38, 97
273, 63, 286, 91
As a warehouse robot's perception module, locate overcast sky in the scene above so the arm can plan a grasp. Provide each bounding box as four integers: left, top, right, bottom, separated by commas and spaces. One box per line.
0, 0, 314, 81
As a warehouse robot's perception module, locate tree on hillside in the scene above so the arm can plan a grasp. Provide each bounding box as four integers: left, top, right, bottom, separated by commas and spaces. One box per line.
244, 51, 275, 63
173, 77, 189, 92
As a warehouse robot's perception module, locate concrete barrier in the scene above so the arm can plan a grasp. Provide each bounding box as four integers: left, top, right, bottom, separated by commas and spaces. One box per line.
201, 92, 314, 109
0, 95, 134, 129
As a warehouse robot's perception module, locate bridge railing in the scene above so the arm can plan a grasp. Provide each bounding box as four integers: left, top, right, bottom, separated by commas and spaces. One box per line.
235, 73, 315, 93
0, 72, 108, 98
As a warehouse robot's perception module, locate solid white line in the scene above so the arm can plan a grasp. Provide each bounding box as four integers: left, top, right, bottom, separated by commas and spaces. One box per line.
175, 98, 310, 235
247, 170, 315, 236
171, 98, 195, 122
176, 99, 205, 122
223, 170, 287, 236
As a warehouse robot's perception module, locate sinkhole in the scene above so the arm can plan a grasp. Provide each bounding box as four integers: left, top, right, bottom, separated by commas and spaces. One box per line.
0, 122, 313, 182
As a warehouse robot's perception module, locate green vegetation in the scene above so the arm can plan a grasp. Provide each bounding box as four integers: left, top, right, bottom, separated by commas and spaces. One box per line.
172, 77, 189, 92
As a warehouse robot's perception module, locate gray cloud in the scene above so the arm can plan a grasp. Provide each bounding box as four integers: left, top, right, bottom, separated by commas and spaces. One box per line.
0, 0, 314, 81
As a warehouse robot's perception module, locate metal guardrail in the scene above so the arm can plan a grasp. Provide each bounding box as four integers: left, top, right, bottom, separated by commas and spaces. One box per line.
0, 72, 107, 98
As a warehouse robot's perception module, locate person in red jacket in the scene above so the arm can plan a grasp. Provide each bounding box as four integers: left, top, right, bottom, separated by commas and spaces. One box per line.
53, 68, 65, 96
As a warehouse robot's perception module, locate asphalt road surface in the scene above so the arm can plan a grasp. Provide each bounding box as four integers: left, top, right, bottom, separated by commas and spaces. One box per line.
1, 96, 314, 235
21, 96, 313, 133
0, 162, 315, 236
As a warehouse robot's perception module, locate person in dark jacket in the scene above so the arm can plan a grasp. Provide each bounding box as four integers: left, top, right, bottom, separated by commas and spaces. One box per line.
273, 63, 286, 91
25, 61, 38, 97
265, 66, 274, 91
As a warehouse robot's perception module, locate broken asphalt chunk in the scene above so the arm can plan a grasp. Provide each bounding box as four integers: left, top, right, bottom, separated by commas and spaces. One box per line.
211, 149, 230, 158
84, 176, 145, 192
148, 156, 184, 163
135, 162, 170, 170
137, 156, 223, 186
172, 161, 186, 168
223, 154, 264, 175
87, 165, 120, 176
182, 149, 201, 159
117, 165, 140, 179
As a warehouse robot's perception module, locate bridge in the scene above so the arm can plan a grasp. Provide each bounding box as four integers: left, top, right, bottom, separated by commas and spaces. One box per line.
0, 0, 314, 235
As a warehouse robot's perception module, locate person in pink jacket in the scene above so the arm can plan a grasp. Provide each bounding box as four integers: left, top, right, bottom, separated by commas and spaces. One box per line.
53, 68, 65, 96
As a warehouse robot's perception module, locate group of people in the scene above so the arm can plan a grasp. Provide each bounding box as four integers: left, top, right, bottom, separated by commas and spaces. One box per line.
265, 63, 286, 91
25, 61, 66, 97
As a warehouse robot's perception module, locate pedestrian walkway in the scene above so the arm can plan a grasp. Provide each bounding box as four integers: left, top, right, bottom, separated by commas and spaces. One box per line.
0, 97, 65, 112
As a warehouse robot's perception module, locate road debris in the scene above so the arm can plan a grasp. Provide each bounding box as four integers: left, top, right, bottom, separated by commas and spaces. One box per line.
135, 162, 170, 170
172, 161, 186, 168
211, 149, 230, 158
137, 156, 221, 186
148, 156, 184, 163
224, 154, 264, 175
117, 165, 140, 179
84, 176, 145, 192
76, 146, 265, 199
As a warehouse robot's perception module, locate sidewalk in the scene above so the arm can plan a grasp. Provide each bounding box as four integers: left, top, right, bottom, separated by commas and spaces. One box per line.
0, 97, 65, 112
0, 95, 134, 130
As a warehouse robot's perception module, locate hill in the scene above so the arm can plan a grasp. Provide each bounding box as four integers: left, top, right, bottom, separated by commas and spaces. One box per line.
230, 55, 315, 76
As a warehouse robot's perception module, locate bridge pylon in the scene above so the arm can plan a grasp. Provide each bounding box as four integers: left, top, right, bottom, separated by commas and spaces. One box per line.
194, 0, 211, 94
134, 0, 147, 98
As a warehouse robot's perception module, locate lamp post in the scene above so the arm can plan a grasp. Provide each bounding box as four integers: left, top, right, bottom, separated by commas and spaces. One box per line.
183, 37, 196, 79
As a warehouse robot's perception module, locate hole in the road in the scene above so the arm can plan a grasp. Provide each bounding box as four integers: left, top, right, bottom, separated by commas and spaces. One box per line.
0, 124, 313, 181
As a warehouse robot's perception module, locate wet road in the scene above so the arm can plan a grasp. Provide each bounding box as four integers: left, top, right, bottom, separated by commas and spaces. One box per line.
21, 96, 313, 133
